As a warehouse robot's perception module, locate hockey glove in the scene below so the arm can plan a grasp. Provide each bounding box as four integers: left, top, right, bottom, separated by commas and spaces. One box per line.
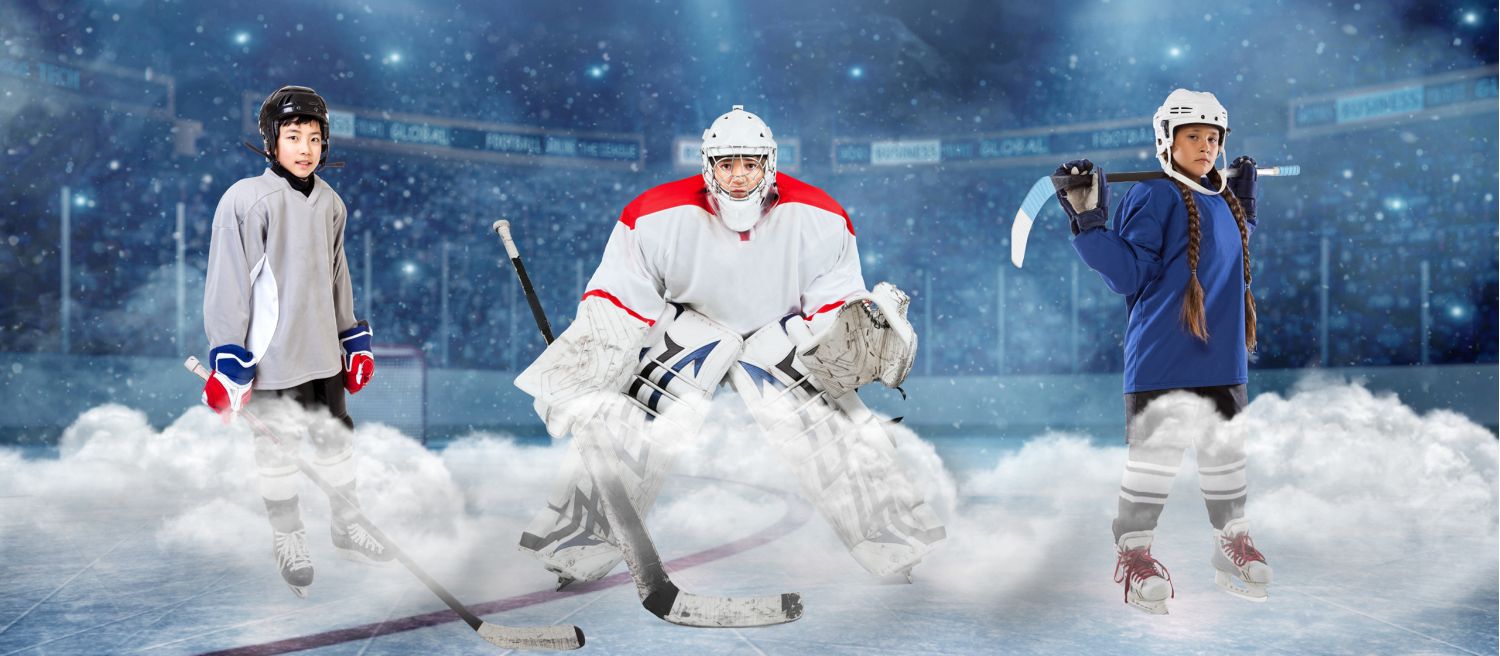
1227, 155, 1258, 222
797, 282, 918, 399
203, 344, 255, 419
339, 321, 375, 394
515, 295, 654, 438
1052, 159, 1110, 235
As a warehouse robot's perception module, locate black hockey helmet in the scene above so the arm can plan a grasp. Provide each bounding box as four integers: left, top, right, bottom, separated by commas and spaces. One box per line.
257, 85, 330, 166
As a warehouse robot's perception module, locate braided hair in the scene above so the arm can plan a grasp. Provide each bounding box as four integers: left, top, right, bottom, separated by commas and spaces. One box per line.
1169, 170, 1258, 352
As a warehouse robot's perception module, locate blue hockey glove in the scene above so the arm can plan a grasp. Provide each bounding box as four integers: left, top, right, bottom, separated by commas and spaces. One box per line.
1052, 159, 1110, 235
1227, 155, 1258, 221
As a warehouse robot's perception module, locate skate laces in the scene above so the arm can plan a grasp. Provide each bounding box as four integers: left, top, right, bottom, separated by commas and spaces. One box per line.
275, 530, 313, 572
343, 521, 385, 555
1220, 532, 1265, 567
1114, 547, 1173, 600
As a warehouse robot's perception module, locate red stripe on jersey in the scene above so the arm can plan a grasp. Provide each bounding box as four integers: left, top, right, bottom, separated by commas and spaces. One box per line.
775, 174, 855, 236
581, 289, 655, 326
803, 300, 844, 319
619, 176, 714, 229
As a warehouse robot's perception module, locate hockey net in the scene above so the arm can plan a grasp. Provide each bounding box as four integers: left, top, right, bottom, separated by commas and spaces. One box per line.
347, 345, 428, 443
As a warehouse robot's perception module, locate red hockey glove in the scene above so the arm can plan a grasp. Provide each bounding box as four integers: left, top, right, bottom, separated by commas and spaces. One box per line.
339, 321, 375, 394
203, 344, 255, 420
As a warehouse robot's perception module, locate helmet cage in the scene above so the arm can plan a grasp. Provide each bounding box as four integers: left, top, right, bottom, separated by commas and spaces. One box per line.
699, 105, 778, 231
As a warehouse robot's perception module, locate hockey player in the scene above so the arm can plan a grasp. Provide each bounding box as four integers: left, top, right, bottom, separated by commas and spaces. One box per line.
1054, 89, 1272, 614
203, 85, 393, 598
515, 105, 945, 588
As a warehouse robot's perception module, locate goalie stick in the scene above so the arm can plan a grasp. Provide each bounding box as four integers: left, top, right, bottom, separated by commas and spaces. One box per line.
492, 219, 804, 628
1010, 164, 1301, 268
184, 357, 584, 651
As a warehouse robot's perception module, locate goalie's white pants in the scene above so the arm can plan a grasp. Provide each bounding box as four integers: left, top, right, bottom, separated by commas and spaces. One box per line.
729, 319, 945, 577
518, 308, 743, 583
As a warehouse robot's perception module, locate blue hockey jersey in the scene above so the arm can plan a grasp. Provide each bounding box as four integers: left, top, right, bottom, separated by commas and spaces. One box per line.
1072, 178, 1257, 393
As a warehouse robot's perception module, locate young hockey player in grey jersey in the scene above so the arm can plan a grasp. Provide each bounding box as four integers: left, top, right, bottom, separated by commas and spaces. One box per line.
202, 85, 393, 597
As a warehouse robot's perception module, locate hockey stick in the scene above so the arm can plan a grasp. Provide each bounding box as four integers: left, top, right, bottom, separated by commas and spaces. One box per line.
492, 220, 555, 344
491, 219, 804, 628
184, 357, 584, 651
1010, 164, 1301, 268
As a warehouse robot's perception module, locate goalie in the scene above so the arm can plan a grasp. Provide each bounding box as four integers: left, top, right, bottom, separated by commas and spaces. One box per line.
515, 106, 945, 587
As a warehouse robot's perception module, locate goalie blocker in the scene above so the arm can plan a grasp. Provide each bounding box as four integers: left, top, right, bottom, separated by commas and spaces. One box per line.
517, 284, 942, 582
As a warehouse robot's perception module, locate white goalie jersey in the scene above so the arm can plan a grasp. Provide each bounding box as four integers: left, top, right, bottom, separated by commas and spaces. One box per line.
582, 173, 865, 337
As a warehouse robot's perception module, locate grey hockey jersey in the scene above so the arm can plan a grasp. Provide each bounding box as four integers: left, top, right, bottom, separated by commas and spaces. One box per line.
203, 169, 358, 390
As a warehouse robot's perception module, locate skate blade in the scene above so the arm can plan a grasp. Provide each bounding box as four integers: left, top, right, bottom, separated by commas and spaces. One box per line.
335, 548, 396, 568
556, 576, 576, 591
1126, 597, 1168, 615
1215, 571, 1268, 602
286, 584, 309, 599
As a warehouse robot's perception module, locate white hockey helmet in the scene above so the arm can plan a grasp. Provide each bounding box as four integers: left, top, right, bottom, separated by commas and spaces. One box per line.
1153, 89, 1230, 195
701, 105, 778, 232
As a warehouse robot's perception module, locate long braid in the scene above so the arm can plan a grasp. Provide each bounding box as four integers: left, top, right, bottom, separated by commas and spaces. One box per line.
1172, 179, 1210, 341
1221, 189, 1258, 351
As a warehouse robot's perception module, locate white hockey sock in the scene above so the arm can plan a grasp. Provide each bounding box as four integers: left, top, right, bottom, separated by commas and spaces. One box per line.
1118, 458, 1180, 506
312, 445, 357, 490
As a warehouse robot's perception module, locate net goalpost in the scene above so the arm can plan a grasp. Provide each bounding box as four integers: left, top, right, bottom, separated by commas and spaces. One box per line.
346, 345, 428, 444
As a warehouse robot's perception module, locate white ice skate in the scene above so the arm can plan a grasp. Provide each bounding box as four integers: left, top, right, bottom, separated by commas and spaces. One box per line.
332, 515, 395, 567
1114, 531, 1173, 615
272, 528, 314, 598
1211, 518, 1271, 601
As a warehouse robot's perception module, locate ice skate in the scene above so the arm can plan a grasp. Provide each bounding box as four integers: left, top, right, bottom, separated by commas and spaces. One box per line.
272, 528, 314, 598
332, 513, 395, 567
1211, 518, 1271, 601
1114, 531, 1173, 615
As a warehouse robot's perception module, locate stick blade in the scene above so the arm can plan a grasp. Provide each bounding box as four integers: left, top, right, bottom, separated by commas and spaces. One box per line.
1010, 175, 1055, 269
476, 622, 585, 651
654, 591, 803, 628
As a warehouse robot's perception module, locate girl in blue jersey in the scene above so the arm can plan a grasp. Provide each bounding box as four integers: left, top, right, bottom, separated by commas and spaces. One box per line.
1054, 89, 1271, 615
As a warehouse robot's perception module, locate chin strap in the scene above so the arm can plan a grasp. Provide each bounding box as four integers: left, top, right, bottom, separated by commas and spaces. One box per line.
1163, 150, 1229, 195
242, 140, 271, 160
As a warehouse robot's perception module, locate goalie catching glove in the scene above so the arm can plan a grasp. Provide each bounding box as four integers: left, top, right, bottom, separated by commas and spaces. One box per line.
796, 282, 918, 399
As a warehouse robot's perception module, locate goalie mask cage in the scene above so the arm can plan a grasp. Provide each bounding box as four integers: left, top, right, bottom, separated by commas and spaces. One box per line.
346, 345, 428, 444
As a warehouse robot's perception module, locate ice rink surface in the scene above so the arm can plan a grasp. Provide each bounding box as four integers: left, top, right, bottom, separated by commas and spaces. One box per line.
0, 380, 1495, 655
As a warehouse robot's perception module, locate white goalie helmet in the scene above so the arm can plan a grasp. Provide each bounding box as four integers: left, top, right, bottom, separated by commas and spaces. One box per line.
701, 105, 778, 232
1153, 89, 1230, 195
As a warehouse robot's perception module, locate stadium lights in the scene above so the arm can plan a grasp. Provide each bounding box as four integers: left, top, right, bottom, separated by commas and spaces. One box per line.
587, 65, 605, 79
401, 262, 417, 276
849, 65, 864, 79
73, 194, 88, 207
1450, 305, 1466, 319
1462, 11, 1479, 25
386, 52, 402, 64
234, 32, 249, 45
1168, 47, 1182, 58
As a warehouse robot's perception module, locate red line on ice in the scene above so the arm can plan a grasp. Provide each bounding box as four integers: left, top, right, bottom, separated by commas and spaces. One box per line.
195, 477, 813, 656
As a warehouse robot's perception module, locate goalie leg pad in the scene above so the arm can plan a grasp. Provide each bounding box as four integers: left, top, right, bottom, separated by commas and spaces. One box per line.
731, 318, 945, 577
519, 307, 744, 582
